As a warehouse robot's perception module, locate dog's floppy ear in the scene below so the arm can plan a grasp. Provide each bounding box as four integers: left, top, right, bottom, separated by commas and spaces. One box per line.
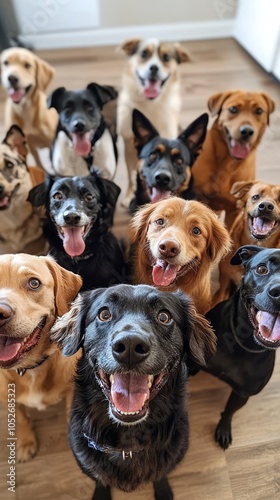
206, 209, 232, 263
178, 113, 209, 160
230, 245, 265, 267
48, 87, 66, 110
34, 54, 55, 91
3, 125, 28, 159
173, 43, 191, 64
50, 294, 87, 356
28, 176, 54, 207
120, 38, 142, 56
260, 92, 275, 124
129, 202, 156, 244
94, 175, 121, 209
132, 109, 159, 154
87, 83, 118, 108
208, 91, 235, 117
230, 181, 255, 208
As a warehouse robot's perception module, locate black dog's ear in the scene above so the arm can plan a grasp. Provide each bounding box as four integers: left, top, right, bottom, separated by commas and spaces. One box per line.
86, 83, 118, 108
178, 113, 209, 160
88, 173, 121, 209
50, 294, 87, 356
230, 245, 266, 267
47, 87, 66, 110
132, 109, 159, 155
28, 176, 54, 207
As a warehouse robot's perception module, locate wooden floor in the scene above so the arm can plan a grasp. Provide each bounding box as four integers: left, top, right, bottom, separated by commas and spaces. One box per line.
0, 38, 280, 500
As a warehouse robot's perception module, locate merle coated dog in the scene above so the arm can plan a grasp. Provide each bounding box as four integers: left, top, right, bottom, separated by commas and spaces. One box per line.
48, 83, 118, 179
28, 173, 125, 291
51, 284, 216, 500
192, 245, 280, 449
130, 109, 208, 211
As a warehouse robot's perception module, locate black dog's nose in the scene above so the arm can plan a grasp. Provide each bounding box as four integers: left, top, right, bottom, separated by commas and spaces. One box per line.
8, 75, 19, 86
155, 171, 172, 186
112, 333, 151, 367
258, 201, 274, 213
268, 285, 280, 300
0, 303, 13, 327
72, 120, 86, 133
239, 125, 254, 140
63, 211, 81, 225
159, 239, 180, 258
150, 64, 159, 75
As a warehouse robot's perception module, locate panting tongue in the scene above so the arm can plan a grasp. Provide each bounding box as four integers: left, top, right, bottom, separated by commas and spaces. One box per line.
230, 139, 251, 159
111, 373, 150, 413
151, 188, 172, 203
0, 336, 22, 362
252, 217, 275, 235
143, 79, 162, 99
71, 131, 92, 157
0, 196, 9, 208
63, 227, 85, 257
256, 311, 280, 342
8, 88, 25, 103
152, 259, 179, 286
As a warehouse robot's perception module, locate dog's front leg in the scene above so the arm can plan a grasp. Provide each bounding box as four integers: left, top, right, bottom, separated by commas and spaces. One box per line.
215, 390, 249, 449
92, 481, 112, 500
16, 403, 37, 462
154, 477, 174, 500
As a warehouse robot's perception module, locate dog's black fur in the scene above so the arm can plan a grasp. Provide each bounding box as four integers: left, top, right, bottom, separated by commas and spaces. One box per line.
28, 173, 125, 291
51, 284, 216, 500
130, 109, 208, 212
191, 245, 280, 449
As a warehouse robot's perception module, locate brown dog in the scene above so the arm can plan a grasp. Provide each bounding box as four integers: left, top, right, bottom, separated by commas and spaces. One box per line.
213, 180, 280, 306
129, 197, 231, 314
0, 254, 82, 462
192, 90, 275, 227
0, 47, 58, 169
117, 38, 190, 208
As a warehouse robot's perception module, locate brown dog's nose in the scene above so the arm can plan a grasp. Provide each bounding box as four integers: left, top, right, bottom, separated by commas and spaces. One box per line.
159, 239, 180, 258
0, 303, 13, 327
239, 125, 254, 140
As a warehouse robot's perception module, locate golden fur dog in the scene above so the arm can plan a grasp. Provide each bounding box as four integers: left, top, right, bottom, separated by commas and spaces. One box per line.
192, 90, 275, 227
213, 180, 280, 306
0, 47, 58, 169
0, 254, 82, 462
0, 125, 46, 254
129, 197, 231, 314
117, 38, 190, 207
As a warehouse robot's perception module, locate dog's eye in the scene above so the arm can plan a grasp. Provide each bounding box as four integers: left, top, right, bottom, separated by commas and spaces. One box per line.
256, 265, 268, 275
28, 278, 41, 290
84, 193, 94, 202
140, 49, 149, 59
5, 160, 14, 169
98, 308, 111, 322
255, 107, 263, 115
53, 192, 63, 200
192, 227, 201, 235
173, 157, 183, 166
252, 194, 260, 201
3, 60, 9, 66
162, 53, 171, 62
155, 218, 165, 226
157, 310, 171, 324
148, 153, 157, 165
24, 62, 31, 69
229, 106, 238, 114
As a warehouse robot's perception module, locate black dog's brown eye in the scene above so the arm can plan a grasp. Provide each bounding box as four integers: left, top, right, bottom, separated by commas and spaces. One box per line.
155, 218, 165, 226
28, 278, 41, 290
140, 49, 148, 59
174, 157, 183, 166
53, 192, 62, 200
192, 227, 201, 235
252, 194, 260, 201
98, 308, 111, 322
229, 106, 238, 114
24, 62, 31, 69
148, 153, 157, 165
157, 310, 171, 324
84, 193, 94, 202
162, 53, 170, 62
256, 265, 268, 275
255, 107, 263, 115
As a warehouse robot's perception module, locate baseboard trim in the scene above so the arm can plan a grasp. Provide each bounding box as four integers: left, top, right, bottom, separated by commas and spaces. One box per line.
20, 20, 234, 50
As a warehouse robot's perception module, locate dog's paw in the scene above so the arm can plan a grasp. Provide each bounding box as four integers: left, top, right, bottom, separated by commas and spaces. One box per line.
17, 434, 38, 462
215, 417, 232, 450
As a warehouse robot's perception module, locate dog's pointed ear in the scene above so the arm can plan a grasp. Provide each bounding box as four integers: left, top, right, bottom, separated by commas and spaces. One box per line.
120, 38, 142, 56
87, 83, 118, 108
3, 125, 28, 159
205, 208, 232, 263
28, 176, 54, 207
178, 113, 209, 159
34, 54, 55, 91
230, 245, 265, 267
50, 294, 87, 356
129, 202, 156, 244
173, 43, 191, 64
47, 87, 66, 110
132, 109, 159, 154
208, 91, 235, 117
260, 92, 275, 124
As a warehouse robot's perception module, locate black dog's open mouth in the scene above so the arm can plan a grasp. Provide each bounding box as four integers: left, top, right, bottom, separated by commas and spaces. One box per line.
70, 130, 94, 157
225, 128, 251, 160
148, 186, 173, 203
98, 368, 168, 423
137, 73, 169, 100
249, 306, 280, 349
0, 317, 47, 368
151, 258, 196, 287
7, 84, 32, 104
248, 215, 280, 240
59, 222, 94, 257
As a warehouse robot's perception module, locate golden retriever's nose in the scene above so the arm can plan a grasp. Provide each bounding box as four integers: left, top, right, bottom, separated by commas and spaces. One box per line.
159, 239, 181, 258
8, 75, 19, 86
0, 302, 13, 326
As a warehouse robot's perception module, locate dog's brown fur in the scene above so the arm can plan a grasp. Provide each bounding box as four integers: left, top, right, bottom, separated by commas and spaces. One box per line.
213, 180, 280, 306
1, 47, 58, 169
0, 254, 82, 462
129, 197, 231, 314
117, 38, 190, 207
192, 90, 275, 227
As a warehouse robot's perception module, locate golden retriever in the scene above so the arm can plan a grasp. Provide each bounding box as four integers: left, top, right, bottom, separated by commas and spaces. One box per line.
129, 197, 231, 314
117, 38, 190, 207
0, 254, 82, 462
0, 47, 58, 169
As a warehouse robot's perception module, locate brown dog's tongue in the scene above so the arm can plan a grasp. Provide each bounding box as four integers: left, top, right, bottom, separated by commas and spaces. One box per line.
256, 311, 280, 341
71, 131, 92, 157
143, 79, 161, 99
0, 336, 21, 362
111, 373, 149, 413
151, 188, 172, 203
230, 139, 251, 159
152, 259, 178, 286
0, 196, 9, 208
8, 88, 25, 103
63, 227, 85, 256
253, 217, 275, 235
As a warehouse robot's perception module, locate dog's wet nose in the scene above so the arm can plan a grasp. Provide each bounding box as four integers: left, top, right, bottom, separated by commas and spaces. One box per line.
258, 201, 274, 213
239, 125, 254, 140
72, 120, 86, 133
150, 64, 159, 75
0, 183, 5, 195
0, 303, 13, 327
268, 284, 280, 301
155, 171, 172, 186
8, 74, 19, 86
112, 333, 151, 367
159, 239, 180, 258
63, 211, 81, 225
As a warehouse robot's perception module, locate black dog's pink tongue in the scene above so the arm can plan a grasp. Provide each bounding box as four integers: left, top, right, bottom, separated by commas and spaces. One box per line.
230, 139, 250, 159
151, 188, 172, 203
71, 131, 92, 157
63, 227, 85, 256
111, 373, 150, 413
256, 311, 280, 341
253, 217, 275, 235
152, 259, 178, 286
0, 336, 21, 362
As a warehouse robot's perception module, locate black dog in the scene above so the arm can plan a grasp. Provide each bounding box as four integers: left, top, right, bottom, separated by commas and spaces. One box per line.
130, 109, 208, 211
48, 83, 118, 179
51, 284, 215, 500
192, 245, 280, 449
28, 173, 125, 291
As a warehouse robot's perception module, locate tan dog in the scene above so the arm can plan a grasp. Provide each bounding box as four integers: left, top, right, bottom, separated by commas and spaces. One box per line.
129, 197, 231, 314
192, 90, 275, 227
117, 38, 190, 207
0, 254, 82, 462
0, 125, 46, 254
1, 47, 58, 169
213, 180, 280, 306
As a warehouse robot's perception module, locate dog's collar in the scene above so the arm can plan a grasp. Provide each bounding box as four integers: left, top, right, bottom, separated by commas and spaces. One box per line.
229, 297, 267, 354
91, 117, 106, 148
70, 251, 94, 262
16, 355, 49, 376
83, 433, 143, 460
